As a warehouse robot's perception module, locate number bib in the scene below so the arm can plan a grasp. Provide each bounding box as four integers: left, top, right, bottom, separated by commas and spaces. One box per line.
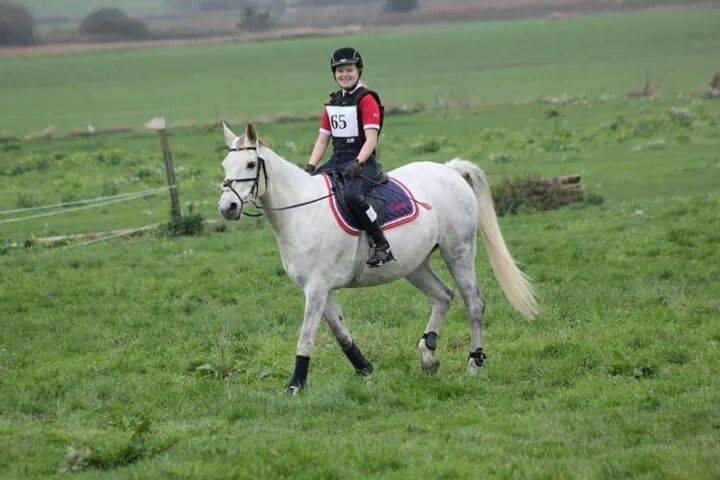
325, 105, 359, 138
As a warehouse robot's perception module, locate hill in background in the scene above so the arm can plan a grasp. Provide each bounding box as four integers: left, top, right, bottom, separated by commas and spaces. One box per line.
13, 0, 715, 44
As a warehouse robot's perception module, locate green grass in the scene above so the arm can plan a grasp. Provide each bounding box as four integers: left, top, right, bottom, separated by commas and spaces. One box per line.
2, 9, 720, 135
1, 95, 719, 478
1, 203, 719, 478
1, 11, 720, 479
2, 93, 719, 240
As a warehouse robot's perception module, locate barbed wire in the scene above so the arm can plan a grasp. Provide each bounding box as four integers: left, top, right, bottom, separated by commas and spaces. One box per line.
0, 189, 168, 225
0, 186, 172, 216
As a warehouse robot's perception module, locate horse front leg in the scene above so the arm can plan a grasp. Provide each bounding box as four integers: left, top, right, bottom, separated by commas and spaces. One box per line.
324, 291, 373, 376
287, 284, 328, 393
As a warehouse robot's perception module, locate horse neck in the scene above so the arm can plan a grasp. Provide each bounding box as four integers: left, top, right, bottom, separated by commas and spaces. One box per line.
258, 147, 320, 230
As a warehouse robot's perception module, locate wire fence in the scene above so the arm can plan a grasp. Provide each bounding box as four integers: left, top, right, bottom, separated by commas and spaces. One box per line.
0, 186, 172, 226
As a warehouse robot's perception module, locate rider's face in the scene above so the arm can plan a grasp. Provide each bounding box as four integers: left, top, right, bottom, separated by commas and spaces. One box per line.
334, 64, 360, 90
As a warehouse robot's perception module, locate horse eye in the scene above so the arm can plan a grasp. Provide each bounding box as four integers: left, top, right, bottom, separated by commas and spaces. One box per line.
247, 162, 257, 169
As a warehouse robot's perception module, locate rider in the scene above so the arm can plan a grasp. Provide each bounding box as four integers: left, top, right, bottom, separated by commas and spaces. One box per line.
305, 47, 395, 267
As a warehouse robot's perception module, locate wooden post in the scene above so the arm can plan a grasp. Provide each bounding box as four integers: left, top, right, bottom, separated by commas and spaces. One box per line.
158, 130, 182, 220
146, 117, 181, 220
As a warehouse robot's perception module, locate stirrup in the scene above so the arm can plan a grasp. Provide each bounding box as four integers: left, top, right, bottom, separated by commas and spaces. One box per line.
366, 244, 395, 268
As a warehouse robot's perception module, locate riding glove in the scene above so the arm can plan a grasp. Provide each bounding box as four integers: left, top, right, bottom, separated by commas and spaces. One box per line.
304, 163, 316, 174
343, 161, 363, 180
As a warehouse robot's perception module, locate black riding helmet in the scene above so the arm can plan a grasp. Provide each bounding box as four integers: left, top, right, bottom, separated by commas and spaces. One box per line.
330, 47, 363, 77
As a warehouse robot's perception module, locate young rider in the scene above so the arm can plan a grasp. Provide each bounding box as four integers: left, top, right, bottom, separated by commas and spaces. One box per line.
304, 47, 394, 267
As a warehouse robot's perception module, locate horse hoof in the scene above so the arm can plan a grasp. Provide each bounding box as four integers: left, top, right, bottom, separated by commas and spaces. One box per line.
422, 358, 440, 375
467, 348, 486, 375
286, 385, 302, 396
285, 380, 306, 395
419, 339, 440, 374
356, 363, 374, 376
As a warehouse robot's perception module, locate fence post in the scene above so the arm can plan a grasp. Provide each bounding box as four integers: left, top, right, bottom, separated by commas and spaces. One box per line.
146, 117, 181, 221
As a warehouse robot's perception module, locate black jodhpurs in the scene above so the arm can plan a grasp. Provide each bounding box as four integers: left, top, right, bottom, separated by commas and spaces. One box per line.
344, 159, 381, 219
319, 153, 383, 223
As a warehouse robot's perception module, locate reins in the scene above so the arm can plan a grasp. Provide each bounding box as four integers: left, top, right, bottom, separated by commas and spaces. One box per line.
222, 146, 337, 218
223, 146, 430, 217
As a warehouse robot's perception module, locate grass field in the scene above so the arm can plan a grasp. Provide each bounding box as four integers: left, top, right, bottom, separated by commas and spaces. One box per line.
2, 10, 720, 479
2, 10, 720, 135
1, 96, 719, 478
17, 0, 694, 21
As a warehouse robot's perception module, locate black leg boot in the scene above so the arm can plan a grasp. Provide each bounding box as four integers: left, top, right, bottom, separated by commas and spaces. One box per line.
365, 220, 395, 267
349, 199, 396, 267
286, 355, 310, 394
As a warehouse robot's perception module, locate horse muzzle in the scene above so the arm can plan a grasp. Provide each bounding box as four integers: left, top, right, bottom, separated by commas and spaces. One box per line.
218, 194, 244, 221
219, 204, 242, 221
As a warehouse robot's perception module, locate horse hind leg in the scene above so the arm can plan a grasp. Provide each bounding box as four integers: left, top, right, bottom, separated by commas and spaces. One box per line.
406, 256, 454, 374
323, 291, 373, 376
441, 244, 487, 374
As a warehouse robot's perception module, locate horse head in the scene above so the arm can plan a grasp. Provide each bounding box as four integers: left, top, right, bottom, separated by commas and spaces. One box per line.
218, 122, 267, 220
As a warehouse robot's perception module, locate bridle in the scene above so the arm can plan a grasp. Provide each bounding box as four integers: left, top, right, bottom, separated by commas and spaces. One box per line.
221, 146, 269, 217
221, 145, 431, 218
221, 145, 335, 218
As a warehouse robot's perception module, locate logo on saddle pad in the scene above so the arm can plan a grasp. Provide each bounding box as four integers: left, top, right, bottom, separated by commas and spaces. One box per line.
322, 174, 422, 236
387, 201, 409, 213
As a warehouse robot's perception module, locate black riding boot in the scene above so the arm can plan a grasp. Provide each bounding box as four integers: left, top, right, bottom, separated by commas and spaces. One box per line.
350, 199, 396, 267
365, 219, 395, 267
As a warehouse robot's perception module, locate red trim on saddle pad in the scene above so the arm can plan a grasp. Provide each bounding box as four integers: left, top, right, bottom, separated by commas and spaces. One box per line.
322, 173, 421, 236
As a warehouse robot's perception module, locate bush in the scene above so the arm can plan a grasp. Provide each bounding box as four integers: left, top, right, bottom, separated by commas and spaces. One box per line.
0, 237, 15, 255
166, 214, 204, 236
491, 176, 591, 216
165, 205, 204, 236
79, 8, 150, 40
385, 0, 419, 12
0, 1, 35, 46
237, 6, 273, 31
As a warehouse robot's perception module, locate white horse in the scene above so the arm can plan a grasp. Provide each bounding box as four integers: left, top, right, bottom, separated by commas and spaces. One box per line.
218, 122, 538, 392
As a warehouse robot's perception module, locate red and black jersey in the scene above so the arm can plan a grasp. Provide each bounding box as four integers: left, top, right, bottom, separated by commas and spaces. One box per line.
319, 84, 384, 158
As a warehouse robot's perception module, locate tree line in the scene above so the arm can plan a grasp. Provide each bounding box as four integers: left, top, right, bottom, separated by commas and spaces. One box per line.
0, 0, 419, 46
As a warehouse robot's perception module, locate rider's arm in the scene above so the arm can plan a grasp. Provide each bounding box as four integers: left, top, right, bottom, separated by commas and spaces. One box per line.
308, 132, 330, 167
308, 108, 332, 168
356, 93, 381, 164
356, 129, 378, 164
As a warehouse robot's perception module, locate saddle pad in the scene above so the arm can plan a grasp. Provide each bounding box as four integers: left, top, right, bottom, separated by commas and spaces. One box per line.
322, 173, 422, 236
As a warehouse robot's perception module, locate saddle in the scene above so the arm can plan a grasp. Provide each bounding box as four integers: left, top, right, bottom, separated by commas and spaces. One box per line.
322, 172, 422, 236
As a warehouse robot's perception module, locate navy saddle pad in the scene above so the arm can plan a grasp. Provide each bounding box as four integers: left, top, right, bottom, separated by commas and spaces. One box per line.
321, 173, 423, 236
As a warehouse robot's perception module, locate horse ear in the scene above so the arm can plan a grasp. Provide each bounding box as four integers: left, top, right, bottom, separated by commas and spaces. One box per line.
245, 121, 258, 144
223, 122, 238, 149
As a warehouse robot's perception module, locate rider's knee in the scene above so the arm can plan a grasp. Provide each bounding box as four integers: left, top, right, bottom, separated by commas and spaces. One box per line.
345, 191, 366, 209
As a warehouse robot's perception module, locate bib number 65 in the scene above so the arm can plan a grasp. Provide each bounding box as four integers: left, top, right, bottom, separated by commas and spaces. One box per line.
330, 114, 347, 130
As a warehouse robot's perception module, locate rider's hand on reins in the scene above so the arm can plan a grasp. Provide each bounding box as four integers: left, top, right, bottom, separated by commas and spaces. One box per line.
304, 163, 316, 174
343, 161, 362, 180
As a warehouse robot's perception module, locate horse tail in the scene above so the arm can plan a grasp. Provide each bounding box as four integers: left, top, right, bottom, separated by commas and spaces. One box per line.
447, 158, 539, 319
